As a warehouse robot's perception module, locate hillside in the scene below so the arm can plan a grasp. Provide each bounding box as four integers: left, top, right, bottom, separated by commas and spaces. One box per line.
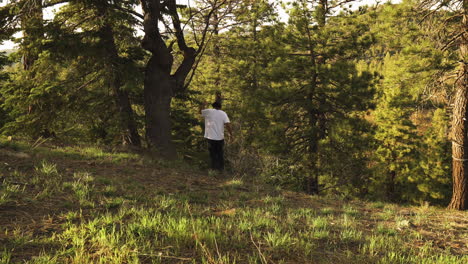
0, 139, 467, 263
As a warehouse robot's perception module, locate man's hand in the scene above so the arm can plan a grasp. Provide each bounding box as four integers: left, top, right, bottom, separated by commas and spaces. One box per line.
198, 100, 207, 113
226, 123, 233, 139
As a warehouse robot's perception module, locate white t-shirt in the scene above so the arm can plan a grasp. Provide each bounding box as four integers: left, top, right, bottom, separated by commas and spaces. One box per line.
201, 109, 230, 140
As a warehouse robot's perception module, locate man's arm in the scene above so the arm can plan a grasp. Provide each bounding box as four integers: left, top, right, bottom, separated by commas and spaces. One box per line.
198, 101, 207, 114
225, 122, 233, 138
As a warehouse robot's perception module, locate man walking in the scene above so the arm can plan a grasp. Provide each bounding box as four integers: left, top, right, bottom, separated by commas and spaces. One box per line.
200, 101, 232, 171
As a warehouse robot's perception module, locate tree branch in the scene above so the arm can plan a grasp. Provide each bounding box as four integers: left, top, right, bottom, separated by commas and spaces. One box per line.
111, 3, 144, 21
167, 0, 189, 51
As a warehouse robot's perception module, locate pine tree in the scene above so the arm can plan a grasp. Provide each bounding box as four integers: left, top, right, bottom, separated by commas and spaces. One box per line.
0, 52, 10, 129
420, 0, 468, 210
416, 108, 451, 204
271, 0, 375, 194
374, 53, 420, 201
363, 0, 452, 202
0, 0, 145, 144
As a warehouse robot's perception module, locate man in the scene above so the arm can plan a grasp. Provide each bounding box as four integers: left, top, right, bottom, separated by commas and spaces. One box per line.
200, 101, 232, 171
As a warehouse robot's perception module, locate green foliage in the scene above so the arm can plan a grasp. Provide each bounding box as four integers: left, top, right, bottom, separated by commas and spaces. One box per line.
252, 0, 376, 193
368, 2, 454, 202
373, 52, 421, 200
0, 52, 10, 129
415, 108, 451, 204
0, 0, 462, 206
0, 0, 144, 143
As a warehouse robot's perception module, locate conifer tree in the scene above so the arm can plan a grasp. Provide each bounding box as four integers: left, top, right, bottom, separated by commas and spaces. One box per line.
0, 52, 9, 129
19, 0, 43, 70
420, 0, 468, 210
416, 108, 451, 203
0, 0, 145, 144
275, 0, 375, 194
362, 0, 452, 202
185, 0, 280, 172
374, 53, 420, 201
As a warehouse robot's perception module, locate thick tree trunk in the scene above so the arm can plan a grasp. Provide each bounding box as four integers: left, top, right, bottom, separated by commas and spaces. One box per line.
144, 56, 176, 156
21, 0, 43, 137
140, 0, 197, 157
449, 67, 468, 210
448, 4, 468, 210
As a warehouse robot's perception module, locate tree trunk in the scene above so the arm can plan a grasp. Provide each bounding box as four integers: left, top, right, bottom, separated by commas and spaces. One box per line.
213, 12, 221, 89
144, 56, 176, 156
304, 109, 323, 195
21, 0, 43, 137
115, 88, 141, 147
387, 170, 396, 201
301, 0, 330, 195
448, 2, 468, 210
140, 0, 197, 157
304, 25, 320, 195
21, 0, 43, 70
99, 22, 141, 147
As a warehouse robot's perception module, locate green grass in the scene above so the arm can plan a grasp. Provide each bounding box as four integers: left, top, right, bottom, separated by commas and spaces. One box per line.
0, 140, 467, 263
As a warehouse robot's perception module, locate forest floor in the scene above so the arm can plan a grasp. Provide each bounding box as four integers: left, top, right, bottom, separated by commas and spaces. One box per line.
0, 138, 467, 264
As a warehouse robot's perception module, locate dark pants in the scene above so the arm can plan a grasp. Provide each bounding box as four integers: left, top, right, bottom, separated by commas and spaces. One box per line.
207, 139, 224, 171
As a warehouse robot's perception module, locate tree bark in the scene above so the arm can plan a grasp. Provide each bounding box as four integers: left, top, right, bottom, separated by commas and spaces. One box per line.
140, 0, 197, 157
144, 56, 176, 155
94, 1, 141, 147
448, 1, 468, 210
21, 0, 43, 70
304, 54, 321, 194
115, 88, 141, 147
303, 1, 324, 195
387, 170, 396, 201
99, 22, 141, 147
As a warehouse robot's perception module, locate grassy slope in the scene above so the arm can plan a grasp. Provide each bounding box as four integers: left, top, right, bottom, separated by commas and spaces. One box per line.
0, 139, 467, 264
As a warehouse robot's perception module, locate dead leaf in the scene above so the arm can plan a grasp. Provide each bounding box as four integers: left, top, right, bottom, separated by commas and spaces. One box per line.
214, 208, 236, 216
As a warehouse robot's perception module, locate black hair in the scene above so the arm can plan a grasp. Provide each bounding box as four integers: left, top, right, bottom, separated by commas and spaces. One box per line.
212, 101, 222, 109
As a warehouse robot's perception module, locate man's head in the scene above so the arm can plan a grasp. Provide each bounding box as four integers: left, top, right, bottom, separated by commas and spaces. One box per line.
212, 101, 222, 110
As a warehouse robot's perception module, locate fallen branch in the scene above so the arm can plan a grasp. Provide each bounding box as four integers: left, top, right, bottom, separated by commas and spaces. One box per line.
250, 231, 269, 264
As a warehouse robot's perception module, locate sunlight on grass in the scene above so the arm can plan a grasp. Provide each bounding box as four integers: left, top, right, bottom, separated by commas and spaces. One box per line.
320, 207, 334, 215
35, 160, 58, 175
264, 231, 294, 251
0, 250, 11, 264
340, 228, 363, 242
0, 181, 24, 205
221, 178, 244, 187
342, 214, 357, 228
343, 205, 360, 217
310, 216, 329, 229
376, 223, 397, 236
39, 145, 141, 163
1, 143, 467, 263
